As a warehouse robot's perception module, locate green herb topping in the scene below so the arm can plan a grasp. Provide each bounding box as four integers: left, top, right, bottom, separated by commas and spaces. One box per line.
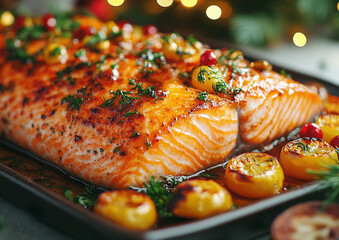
63, 187, 101, 209
197, 91, 209, 102
144, 176, 186, 218
137, 49, 166, 77
308, 164, 339, 209
61, 87, 87, 111
5, 39, 35, 63
100, 89, 140, 110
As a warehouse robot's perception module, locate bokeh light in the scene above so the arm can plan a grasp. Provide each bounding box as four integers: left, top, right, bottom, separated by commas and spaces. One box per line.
293, 32, 307, 47
157, 0, 173, 7
206, 5, 222, 20
1, 11, 14, 27
181, 0, 198, 8
337, 1, 339, 11
107, 0, 124, 7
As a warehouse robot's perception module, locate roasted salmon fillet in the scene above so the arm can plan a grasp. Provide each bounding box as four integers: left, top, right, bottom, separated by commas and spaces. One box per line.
0, 14, 322, 188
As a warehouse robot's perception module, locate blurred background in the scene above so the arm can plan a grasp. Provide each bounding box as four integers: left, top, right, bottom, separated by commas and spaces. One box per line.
1, 0, 339, 46
0, 0, 339, 85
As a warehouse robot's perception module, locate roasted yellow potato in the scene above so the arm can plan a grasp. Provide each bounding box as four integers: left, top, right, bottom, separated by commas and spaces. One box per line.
94, 190, 157, 230
44, 43, 68, 64
170, 179, 233, 219
315, 114, 339, 143
225, 152, 284, 199
280, 138, 338, 181
191, 66, 224, 93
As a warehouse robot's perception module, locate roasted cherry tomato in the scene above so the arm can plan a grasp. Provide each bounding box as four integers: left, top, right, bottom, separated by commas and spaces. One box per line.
13, 15, 25, 29
143, 24, 158, 35
200, 50, 217, 66
191, 65, 224, 93
315, 114, 339, 143
330, 135, 339, 148
225, 152, 284, 198
280, 138, 338, 181
300, 123, 323, 139
170, 179, 233, 218
94, 190, 157, 230
73, 25, 96, 40
42, 13, 56, 31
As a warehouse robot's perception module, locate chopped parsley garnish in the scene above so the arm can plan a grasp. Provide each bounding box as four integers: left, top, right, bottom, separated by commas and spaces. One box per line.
200, 171, 219, 178
144, 176, 186, 218
55, 14, 80, 32
74, 49, 86, 59
85, 31, 106, 46
280, 69, 291, 78
131, 131, 140, 138
197, 91, 209, 102
50, 46, 61, 56
113, 146, 121, 153
137, 49, 166, 77
178, 72, 190, 79
146, 138, 151, 149
16, 25, 45, 41
5, 39, 35, 63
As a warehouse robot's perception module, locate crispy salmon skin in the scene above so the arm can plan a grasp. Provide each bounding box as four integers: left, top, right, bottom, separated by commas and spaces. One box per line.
0, 14, 321, 188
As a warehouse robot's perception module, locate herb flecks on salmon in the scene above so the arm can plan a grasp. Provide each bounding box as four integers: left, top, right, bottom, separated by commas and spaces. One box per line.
0, 13, 322, 188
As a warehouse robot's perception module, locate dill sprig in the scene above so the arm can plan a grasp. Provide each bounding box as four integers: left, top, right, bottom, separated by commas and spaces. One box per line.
308, 163, 339, 209
61, 94, 85, 111
63, 186, 101, 209
144, 176, 185, 218
100, 89, 140, 110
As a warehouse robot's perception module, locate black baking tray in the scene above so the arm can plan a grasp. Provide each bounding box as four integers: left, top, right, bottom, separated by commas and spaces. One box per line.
0, 43, 338, 240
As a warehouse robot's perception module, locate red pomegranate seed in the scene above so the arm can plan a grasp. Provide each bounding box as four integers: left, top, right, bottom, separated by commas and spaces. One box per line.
200, 50, 217, 66
300, 123, 323, 139
143, 24, 158, 35
330, 135, 339, 149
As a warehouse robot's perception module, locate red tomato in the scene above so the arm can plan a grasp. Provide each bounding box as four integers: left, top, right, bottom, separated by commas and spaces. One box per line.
13, 16, 25, 30
300, 123, 323, 139
200, 50, 217, 66
73, 26, 96, 40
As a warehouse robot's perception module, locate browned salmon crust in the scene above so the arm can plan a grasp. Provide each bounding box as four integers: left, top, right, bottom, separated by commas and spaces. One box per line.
0, 15, 321, 188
